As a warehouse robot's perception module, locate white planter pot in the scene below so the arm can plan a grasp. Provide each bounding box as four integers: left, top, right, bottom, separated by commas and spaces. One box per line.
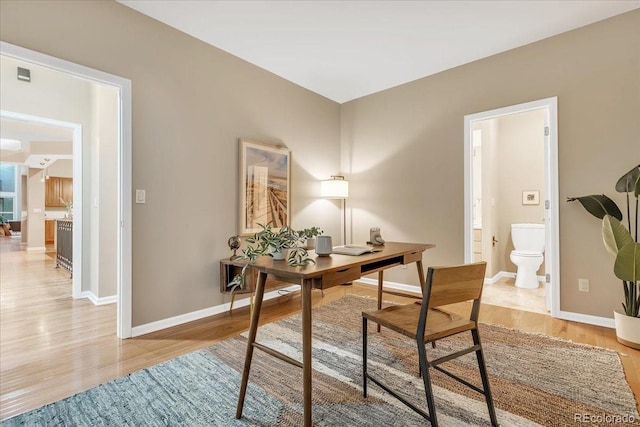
271, 249, 287, 261
614, 309, 640, 350
306, 238, 316, 250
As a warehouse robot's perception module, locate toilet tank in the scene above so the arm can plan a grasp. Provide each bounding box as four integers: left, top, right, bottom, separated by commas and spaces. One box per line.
511, 223, 545, 252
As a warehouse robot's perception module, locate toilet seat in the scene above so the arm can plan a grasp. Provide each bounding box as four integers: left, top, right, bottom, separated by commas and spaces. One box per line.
512, 250, 542, 257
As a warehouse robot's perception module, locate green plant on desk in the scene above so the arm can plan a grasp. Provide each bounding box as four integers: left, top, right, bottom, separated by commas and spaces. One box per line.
227, 223, 317, 293
298, 226, 323, 239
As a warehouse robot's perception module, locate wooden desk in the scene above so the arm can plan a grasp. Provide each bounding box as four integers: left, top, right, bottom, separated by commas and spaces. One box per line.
235, 242, 435, 426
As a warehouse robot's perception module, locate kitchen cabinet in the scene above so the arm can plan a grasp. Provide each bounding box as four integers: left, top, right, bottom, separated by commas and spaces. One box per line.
45, 177, 73, 207
45, 220, 56, 244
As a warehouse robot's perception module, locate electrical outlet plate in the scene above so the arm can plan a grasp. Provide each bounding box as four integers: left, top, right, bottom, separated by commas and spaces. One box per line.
578, 279, 589, 292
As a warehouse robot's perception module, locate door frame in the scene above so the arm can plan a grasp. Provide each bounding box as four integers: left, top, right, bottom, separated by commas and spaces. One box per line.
1, 41, 133, 338
463, 97, 559, 317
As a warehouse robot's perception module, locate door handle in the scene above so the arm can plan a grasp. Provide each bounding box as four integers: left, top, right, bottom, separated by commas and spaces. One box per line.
492, 236, 498, 247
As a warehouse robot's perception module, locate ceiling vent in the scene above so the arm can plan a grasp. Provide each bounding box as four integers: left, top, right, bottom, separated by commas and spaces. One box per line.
17, 67, 31, 82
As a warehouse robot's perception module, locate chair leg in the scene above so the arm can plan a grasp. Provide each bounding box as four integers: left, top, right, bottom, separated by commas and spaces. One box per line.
418, 341, 435, 376
362, 317, 368, 397
472, 329, 499, 426
417, 338, 438, 427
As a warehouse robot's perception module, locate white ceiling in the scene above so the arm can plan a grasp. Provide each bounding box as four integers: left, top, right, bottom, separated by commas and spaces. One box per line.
118, 0, 640, 103
0, 117, 73, 168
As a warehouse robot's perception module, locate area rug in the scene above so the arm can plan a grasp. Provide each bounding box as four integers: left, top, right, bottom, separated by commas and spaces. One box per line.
4, 296, 639, 426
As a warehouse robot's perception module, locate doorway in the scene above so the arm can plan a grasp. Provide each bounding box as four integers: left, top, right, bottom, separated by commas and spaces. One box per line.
464, 97, 559, 317
0, 111, 82, 296
1, 41, 132, 338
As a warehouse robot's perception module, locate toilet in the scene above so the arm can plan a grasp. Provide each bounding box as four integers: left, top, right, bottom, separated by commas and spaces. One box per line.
510, 223, 545, 289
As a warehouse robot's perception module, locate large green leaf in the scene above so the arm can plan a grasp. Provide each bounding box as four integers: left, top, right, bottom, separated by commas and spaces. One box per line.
615, 164, 640, 195
567, 195, 623, 221
614, 242, 640, 282
602, 215, 634, 256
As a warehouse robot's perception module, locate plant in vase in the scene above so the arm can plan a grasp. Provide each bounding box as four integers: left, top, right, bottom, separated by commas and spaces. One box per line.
568, 164, 639, 348
298, 226, 323, 249
227, 223, 316, 293
59, 198, 73, 218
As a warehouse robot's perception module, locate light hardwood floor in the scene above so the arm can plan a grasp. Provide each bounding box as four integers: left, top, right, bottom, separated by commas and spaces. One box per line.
1, 236, 638, 420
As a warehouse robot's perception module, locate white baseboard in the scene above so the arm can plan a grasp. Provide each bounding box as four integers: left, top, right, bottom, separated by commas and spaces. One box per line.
81, 291, 117, 306
484, 271, 516, 285
131, 285, 300, 337
356, 277, 615, 329
484, 270, 545, 285
356, 277, 420, 294
26, 246, 46, 252
556, 310, 615, 329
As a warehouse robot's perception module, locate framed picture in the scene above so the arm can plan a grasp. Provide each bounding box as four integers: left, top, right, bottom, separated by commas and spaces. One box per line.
239, 139, 291, 235
522, 190, 540, 205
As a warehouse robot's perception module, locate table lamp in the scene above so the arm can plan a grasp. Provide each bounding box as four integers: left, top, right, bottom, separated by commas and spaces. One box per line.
321, 175, 349, 245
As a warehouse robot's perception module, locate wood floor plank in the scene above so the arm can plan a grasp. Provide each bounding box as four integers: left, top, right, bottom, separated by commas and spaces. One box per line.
1, 235, 638, 420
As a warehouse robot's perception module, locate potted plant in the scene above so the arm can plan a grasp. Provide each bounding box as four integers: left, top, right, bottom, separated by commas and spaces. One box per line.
248, 223, 298, 260
568, 164, 640, 349
298, 226, 323, 249
227, 223, 316, 293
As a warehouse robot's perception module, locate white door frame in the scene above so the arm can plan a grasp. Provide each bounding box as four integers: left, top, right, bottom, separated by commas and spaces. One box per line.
463, 97, 559, 317
1, 41, 133, 338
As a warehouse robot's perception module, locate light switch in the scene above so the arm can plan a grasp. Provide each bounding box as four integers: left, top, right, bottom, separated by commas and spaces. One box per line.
136, 189, 146, 204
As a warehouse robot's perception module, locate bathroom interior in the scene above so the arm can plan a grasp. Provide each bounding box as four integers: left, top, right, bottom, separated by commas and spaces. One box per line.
472, 108, 549, 315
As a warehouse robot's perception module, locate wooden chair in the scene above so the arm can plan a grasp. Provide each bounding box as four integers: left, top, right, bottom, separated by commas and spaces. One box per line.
362, 262, 498, 426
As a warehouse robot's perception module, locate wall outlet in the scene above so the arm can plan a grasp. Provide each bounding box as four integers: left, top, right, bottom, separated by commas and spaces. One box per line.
578, 278, 589, 292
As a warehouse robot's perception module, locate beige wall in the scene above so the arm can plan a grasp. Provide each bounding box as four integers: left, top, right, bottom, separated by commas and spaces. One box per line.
0, 0, 342, 326
26, 168, 44, 250
341, 10, 640, 318
92, 84, 119, 298
47, 160, 73, 178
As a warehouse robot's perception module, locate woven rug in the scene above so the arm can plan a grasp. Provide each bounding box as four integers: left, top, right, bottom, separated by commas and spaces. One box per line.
4, 296, 639, 426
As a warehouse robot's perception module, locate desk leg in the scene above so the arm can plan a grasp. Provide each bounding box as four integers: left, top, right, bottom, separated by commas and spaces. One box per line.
416, 259, 426, 295
235, 271, 267, 419
376, 271, 383, 332
301, 279, 313, 427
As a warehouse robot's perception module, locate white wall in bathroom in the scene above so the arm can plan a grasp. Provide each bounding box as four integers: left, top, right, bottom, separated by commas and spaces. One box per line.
474, 118, 500, 277
495, 109, 546, 273
474, 109, 546, 277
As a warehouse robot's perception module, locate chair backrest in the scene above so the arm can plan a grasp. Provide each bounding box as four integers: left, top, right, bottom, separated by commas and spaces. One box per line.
424, 262, 487, 312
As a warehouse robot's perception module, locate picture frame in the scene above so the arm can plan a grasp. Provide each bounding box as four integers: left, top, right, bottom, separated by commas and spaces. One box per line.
522, 190, 540, 205
239, 139, 291, 235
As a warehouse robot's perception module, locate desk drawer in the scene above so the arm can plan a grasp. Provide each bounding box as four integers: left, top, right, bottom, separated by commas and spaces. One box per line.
403, 250, 422, 264
322, 266, 361, 287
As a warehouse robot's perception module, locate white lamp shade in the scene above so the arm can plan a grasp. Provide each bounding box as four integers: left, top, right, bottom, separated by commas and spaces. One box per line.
321, 177, 349, 199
